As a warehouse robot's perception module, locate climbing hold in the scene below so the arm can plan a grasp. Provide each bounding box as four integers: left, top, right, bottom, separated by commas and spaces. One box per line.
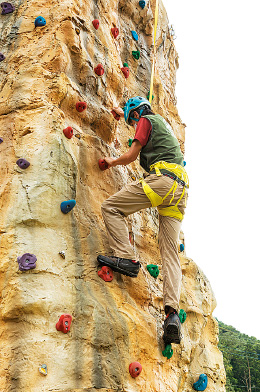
147, 264, 159, 278
63, 126, 73, 139
111, 110, 120, 121
132, 50, 140, 60
0, 53, 5, 62
98, 266, 113, 282
76, 102, 87, 112
16, 158, 30, 169
129, 362, 142, 378
98, 159, 109, 171
92, 19, 99, 30
39, 364, 47, 376
75, 27, 80, 35
17, 253, 37, 271
94, 63, 104, 76
162, 344, 173, 359
179, 243, 184, 252
179, 309, 187, 324
56, 314, 72, 333
59, 251, 65, 259
1, 2, 15, 14
74, 133, 81, 139
121, 67, 129, 79
183, 161, 186, 166
128, 138, 133, 147
193, 374, 208, 391
111, 27, 119, 39
139, 0, 146, 9
0, 138, 3, 144
131, 176, 136, 181
34, 16, 46, 27
114, 138, 120, 149
147, 91, 154, 101
123, 62, 129, 68
60, 200, 76, 214
131, 31, 138, 41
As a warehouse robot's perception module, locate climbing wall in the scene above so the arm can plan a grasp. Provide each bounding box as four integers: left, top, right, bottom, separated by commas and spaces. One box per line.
0, 0, 226, 391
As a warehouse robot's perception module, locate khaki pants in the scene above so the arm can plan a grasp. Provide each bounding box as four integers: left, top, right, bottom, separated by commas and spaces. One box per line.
101, 174, 188, 312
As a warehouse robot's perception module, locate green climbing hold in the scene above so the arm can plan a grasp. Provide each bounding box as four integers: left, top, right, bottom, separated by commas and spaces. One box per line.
128, 138, 133, 147
132, 50, 140, 60
147, 264, 159, 278
123, 62, 129, 68
162, 344, 173, 359
147, 91, 154, 101
179, 309, 187, 324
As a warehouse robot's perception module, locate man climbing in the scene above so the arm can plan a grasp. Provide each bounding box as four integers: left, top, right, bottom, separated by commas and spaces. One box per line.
97, 96, 189, 345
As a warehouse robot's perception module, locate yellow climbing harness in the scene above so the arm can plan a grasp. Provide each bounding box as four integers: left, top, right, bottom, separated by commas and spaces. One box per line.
140, 161, 189, 221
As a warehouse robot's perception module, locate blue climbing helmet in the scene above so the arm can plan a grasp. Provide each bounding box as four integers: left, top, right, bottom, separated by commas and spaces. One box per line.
124, 96, 151, 125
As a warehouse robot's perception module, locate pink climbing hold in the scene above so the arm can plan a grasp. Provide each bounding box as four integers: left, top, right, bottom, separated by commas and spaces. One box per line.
111, 27, 119, 39
129, 362, 142, 378
94, 63, 104, 76
98, 266, 113, 282
56, 314, 72, 333
76, 102, 87, 112
92, 19, 100, 30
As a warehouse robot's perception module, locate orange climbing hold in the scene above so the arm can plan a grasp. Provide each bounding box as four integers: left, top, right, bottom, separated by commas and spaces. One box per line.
129, 362, 142, 378
121, 67, 129, 79
63, 126, 73, 139
92, 19, 99, 29
94, 63, 104, 76
98, 159, 109, 171
111, 27, 119, 39
98, 266, 113, 282
76, 102, 87, 112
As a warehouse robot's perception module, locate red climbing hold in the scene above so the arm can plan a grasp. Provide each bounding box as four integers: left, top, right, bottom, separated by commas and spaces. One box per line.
98, 159, 109, 171
56, 314, 72, 333
76, 102, 87, 112
98, 266, 113, 282
111, 27, 119, 39
63, 126, 73, 139
129, 362, 142, 378
94, 63, 104, 76
111, 110, 120, 121
92, 19, 99, 30
121, 67, 129, 79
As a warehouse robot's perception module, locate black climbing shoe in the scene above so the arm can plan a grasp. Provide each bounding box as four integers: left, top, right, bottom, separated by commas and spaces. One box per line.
97, 255, 140, 278
163, 312, 182, 345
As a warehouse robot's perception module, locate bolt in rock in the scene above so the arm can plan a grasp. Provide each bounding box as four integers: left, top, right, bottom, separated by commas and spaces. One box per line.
94, 63, 104, 76
60, 200, 76, 214
16, 158, 30, 169
129, 362, 142, 378
75, 27, 80, 35
1, 2, 15, 14
98, 266, 113, 282
63, 126, 73, 139
59, 251, 65, 259
56, 314, 72, 333
92, 19, 99, 29
34, 16, 46, 27
17, 253, 37, 271
76, 102, 87, 112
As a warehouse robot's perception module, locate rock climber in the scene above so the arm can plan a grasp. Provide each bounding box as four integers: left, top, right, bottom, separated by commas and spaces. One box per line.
97, 96, 189, 345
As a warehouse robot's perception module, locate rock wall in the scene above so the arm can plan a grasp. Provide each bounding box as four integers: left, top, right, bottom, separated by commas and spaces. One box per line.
0, 0, 226, 391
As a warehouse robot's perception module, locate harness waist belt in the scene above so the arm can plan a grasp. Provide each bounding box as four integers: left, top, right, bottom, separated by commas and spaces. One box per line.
162, 172, 186, 187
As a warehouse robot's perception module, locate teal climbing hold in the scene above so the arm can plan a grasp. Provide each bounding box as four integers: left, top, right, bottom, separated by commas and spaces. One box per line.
162, 344, 173, 359
147, 264, 159, 278
60, 200, 76, 214
128, 138, 133, 147
139, 0, 146, 9
193, 374, 208, 391
179, 309, 187, 324
132, 50, 140, 60
131, 31, 138, 41
34, 16, 46, 27
147, 91, 154, 101
180, 243, 184, 252
123, 62, 129, 68
183, 161, 186, 166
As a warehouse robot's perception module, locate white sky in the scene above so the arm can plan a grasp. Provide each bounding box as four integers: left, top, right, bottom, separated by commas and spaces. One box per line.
162, 0, 260, 340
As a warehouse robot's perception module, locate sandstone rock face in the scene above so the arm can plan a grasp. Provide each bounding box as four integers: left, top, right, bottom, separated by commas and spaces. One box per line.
0, 0, 226, 391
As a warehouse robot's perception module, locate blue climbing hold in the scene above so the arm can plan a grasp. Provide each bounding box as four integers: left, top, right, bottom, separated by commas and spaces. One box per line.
183, 161, 186, 166
60, 200, 76, 214
139, 0, 146, 9
131, 31, 138, 41
34, 16, 46, 27
193, 374, 208, 391
180, 243, 184, 252
0, 53, 5, 62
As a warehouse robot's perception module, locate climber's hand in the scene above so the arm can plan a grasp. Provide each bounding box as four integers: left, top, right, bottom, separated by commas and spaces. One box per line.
104, 157, 116, 168
112, 107, 124, 117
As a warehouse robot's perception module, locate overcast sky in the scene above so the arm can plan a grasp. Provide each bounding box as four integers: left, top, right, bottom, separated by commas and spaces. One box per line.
162, 0, 260, 340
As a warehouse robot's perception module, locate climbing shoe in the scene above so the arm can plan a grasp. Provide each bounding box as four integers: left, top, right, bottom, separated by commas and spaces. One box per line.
163, 311, 182, 345
97, 255, 140, 277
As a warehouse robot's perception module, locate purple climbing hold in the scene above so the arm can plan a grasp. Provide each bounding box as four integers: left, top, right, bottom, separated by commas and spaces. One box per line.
16, 158, 30, 169
0, 138, 3, 144
0, 53, 5, 62
1, 2, 14, 15
17, 253, 37, 271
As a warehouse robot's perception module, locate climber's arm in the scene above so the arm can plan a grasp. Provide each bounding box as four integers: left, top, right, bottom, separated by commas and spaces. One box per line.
104, 140, 142, 168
